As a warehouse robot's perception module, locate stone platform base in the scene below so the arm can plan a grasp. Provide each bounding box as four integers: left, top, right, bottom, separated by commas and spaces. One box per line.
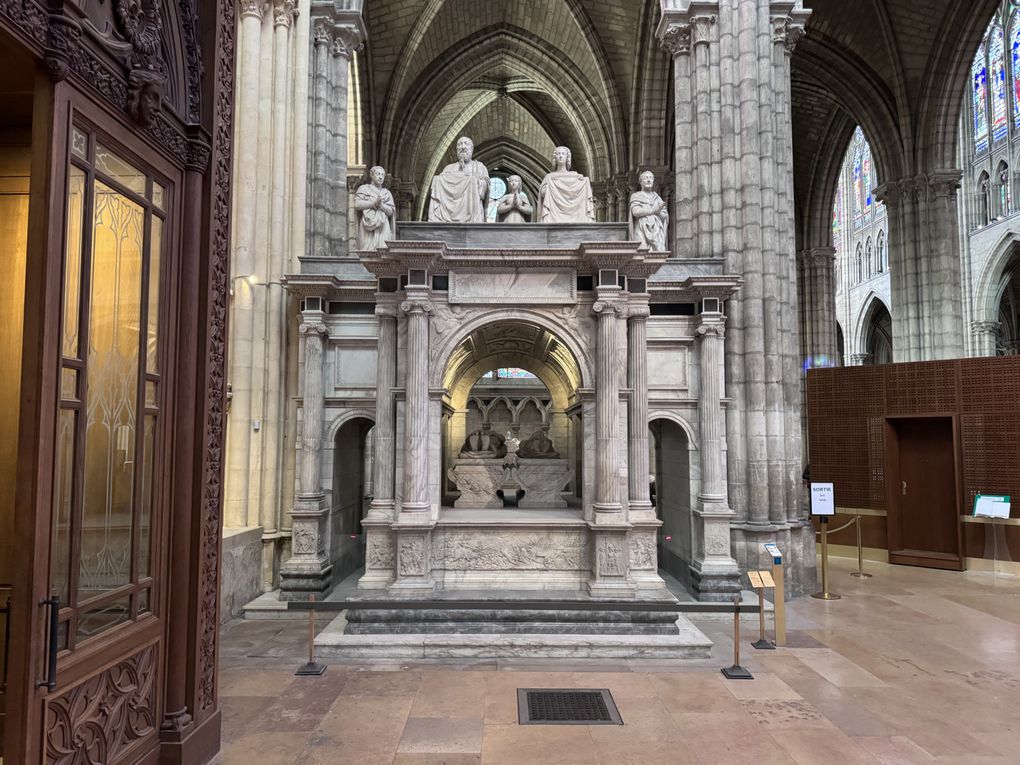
315, 616, 712, 660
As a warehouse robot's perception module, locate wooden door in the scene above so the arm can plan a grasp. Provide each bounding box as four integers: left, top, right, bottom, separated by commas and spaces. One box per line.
10, 85, 181, 765
885, 416, 964, 570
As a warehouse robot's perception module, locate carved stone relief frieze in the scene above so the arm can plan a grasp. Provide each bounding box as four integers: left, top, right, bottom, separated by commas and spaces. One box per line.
431, 530, 590, 571
597, 535, 626, 577
629, 533, 657, 571
367, 531, 395, 570
398, 535, 427, 576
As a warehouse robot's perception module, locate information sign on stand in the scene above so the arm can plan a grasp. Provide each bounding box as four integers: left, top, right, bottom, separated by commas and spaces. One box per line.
810, 482, 835, 516
973, 494, 1011, 519
763, 544, 785, 645
810, 482, 840, 600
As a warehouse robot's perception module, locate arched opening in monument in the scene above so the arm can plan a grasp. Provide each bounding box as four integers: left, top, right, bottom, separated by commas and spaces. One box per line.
862, 299, 894, 365
649, 418, 693, 586
330, 417, 375, 582
441, 320, 582, 512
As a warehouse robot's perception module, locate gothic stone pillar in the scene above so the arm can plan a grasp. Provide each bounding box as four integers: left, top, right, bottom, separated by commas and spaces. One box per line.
876, 172, 965, 362
280, 307, 332, 598
971, 320, 1002, 357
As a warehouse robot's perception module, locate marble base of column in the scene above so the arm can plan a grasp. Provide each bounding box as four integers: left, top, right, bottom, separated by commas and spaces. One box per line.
388, 528, 435, 592
364, 498, 395, 522
688, 498, 741, 602
627, 500, 657, 524
358, 521, 395, 589
279, 494, 333, 600
628, 522, 667, 593
586, 528, 636, 597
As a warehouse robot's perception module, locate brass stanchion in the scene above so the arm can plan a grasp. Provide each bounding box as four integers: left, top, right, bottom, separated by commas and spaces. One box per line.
722, 594, 753, 679
812, 517, 841, 600
296, 593, 326, 676
849, 513, 872, 578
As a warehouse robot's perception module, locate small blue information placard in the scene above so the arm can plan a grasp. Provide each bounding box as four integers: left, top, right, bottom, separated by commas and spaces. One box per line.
973, 494, 1011, 519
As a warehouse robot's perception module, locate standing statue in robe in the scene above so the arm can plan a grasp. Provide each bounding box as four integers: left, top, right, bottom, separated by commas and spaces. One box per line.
429, 136, 490, 222
495, 175, 533, 223
629, 170, 669, 251
354, 165, 396, 251
536, 146, 595, 223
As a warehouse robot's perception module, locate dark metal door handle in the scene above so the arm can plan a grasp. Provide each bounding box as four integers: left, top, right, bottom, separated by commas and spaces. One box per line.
37, 596, 59, 691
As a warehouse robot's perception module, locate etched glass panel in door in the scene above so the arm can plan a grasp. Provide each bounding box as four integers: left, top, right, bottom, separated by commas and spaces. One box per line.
78, 182, 143, 601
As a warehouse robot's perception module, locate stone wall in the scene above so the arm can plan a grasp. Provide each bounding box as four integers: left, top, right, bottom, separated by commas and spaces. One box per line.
219, 527, 264, 623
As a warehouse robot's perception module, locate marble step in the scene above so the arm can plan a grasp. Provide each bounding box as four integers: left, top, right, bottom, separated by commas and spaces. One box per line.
345, 607, 683, 635
315, 618, 714, 660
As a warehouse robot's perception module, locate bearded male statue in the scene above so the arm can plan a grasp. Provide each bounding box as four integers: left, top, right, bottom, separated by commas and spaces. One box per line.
429, 136, 490, 222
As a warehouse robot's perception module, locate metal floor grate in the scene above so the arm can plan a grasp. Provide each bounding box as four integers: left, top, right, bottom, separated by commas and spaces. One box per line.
517, 688, 623, 725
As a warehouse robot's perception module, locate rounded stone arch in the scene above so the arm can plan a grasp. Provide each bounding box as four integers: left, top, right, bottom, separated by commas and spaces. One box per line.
647, 410, 699, 451
326, 409, 377, 445
431, 308, 594, 391
975, 231, 1020, 323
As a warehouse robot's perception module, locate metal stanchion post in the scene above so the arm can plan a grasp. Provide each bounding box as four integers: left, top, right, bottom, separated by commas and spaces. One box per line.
850, 513, 872, 578
812, 517, 841, 600
722, 594, 754, 679
751, 584, 775, 650
296, 594, 326, 676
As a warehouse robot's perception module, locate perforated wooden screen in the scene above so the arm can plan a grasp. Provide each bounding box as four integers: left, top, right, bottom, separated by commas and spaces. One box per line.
807, 357, 1020, 518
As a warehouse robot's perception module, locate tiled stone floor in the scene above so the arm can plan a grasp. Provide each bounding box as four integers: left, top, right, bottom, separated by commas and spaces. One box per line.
216, 557, 1020, 764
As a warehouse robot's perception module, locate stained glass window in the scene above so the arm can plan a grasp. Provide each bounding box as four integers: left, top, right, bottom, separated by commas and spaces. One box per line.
852, 137, 864, 229
862, 148, 873, 222
991, 26, 1008, 141
974, 42, 989, 152
1012, 14, 1020, 129
498, 367, 536, 379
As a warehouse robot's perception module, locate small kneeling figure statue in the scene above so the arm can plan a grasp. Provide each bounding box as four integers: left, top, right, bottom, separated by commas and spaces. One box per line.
495, 175, 533, 223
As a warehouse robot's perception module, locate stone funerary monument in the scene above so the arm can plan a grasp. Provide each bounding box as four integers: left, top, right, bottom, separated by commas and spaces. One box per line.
225, 0, 816, 658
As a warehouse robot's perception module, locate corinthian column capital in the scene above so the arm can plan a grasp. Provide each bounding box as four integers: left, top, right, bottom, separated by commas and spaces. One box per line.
333, 23, 364, 58
592, 300, 627, 318
659, 22, 692, 56
272, 0, 294, 27
239, 0, 264, 20
690, 14, 718, 47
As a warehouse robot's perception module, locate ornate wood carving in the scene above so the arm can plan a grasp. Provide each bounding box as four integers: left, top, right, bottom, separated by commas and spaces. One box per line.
45, 644, 158, 765
197, 0, 235, 713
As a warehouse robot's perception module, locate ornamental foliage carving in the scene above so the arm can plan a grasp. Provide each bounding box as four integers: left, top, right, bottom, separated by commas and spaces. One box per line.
199, 0, 237, 714
46, 644, 157, 764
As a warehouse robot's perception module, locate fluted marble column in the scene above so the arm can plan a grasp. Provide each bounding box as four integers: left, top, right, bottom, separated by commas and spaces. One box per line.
592, 295, 626, 518
399, 290, 433, 517
692, 310, 740, 600
360, 300, 398, 588
627, 302, 653, 518
589, 288, 633, 597
280, 308, 332, 598
308, 17, 332, 257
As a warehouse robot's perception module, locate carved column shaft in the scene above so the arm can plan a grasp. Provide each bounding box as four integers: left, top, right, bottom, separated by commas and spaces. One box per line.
370, 305, 398, 516
401, 292, 432, 514
697, 315, 726, 500
593, 296, 624, 516
627, 303, 652, 515
971, 320, 1001, 357
298, 315, 327, 495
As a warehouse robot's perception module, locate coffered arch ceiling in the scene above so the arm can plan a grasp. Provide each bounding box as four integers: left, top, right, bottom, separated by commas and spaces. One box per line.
362, 0, 667, 208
